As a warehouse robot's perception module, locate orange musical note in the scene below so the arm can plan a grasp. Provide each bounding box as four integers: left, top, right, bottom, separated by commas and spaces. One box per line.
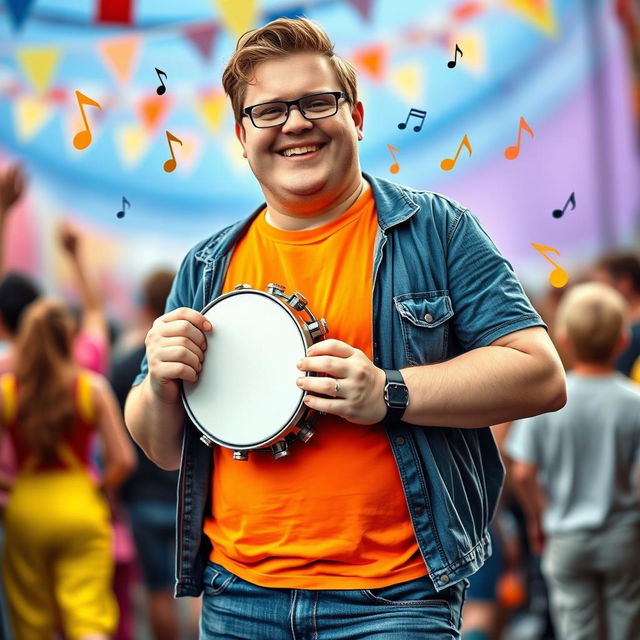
447, 44, 463, 69
504, 116, 534, 160
440, 134, 472, 171
73, 90, 102, 150
531, 243, 569, 288
163, 130, 183, 173
387, 144, 400, 174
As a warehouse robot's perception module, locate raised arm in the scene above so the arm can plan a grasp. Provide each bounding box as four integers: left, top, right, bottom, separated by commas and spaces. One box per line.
124, 307, 211, 470
0, 163, 26, 276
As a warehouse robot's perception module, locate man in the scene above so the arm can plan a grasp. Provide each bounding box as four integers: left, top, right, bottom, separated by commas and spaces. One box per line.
125, 17, 566, 639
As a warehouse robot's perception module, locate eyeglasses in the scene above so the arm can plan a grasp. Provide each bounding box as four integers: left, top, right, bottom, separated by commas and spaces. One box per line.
242, 91, 347, 129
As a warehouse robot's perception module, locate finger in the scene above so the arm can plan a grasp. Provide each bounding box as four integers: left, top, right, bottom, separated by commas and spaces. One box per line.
157, 345, 202, 373
297, 375, 343, 397
306, 339, 353, 357
154, 361, 200, 384
159, 335, 205, 362
297, 355, 348, 377
302, 394, 344, 416
162, 307, 212, 334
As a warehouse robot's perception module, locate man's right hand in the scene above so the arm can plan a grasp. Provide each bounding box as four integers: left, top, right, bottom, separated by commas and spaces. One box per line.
145, 307, 212, 404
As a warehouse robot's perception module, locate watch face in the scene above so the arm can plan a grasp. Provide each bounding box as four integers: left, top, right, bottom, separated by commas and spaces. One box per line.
387, 382, 409, 408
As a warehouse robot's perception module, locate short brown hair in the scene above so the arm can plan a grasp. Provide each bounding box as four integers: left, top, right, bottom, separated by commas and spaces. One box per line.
222, 17, 358, 123
595, 251, 640, 294
555, 282, 627, 363
142, 269, 175, 319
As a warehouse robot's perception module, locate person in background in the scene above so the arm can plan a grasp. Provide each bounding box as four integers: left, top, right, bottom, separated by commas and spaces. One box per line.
506, 282, 640, 640
593, 252, 640, 378
0, 297, 136, 640
111, 268, 195, 640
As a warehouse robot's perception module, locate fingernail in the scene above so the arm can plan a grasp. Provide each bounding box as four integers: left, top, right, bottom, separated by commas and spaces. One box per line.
297, 359, 303, 368
296, 378, 303, 386
204, 321, 212, 331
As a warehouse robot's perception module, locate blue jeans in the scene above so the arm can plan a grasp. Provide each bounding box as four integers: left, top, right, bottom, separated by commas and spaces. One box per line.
200, 562, 468, 639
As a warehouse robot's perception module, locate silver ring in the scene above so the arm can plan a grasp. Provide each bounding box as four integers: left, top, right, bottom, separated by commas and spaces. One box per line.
334, 379, 341, 395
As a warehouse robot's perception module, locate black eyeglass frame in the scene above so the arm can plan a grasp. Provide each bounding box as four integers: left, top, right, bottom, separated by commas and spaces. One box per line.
242, 91, 348, 129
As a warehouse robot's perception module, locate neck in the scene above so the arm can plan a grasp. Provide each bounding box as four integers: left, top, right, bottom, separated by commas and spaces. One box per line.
572, 361, 615, 376
264, 178, 366, 231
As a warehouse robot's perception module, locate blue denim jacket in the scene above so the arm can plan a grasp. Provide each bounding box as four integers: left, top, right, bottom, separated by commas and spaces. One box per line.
133, 173, 544, 597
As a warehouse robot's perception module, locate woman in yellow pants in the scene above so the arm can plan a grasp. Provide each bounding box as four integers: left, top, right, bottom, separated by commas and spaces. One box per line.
0, 298, 136, 640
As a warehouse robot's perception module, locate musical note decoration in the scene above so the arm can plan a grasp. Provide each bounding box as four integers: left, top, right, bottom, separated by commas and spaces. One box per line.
397, 108, 427, 133
117, 196, 130, 219
447, 44, 463, 69
504, 116, 534, 160
155, 67, 168, 96
72, 90, 102, 150
531, 243, 569, 288
387, 144, 400, 174
440, 134, 472, 171
552, 192, 576, 219
163, 130, 183, 173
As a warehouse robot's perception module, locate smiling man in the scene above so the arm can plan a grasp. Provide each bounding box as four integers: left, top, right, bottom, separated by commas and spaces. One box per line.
125, 17, 566, 640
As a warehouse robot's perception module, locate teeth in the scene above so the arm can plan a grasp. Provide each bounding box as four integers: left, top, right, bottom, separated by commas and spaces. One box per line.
282, 145, 320, 157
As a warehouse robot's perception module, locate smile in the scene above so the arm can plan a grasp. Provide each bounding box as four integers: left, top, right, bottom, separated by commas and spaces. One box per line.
278, 143, 326, 157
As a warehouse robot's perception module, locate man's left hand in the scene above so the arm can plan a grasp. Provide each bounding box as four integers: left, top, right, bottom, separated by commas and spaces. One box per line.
296, 338, 387, 425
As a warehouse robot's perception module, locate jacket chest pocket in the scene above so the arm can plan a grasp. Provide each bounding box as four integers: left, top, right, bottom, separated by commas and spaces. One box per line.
394, 292, 454, 366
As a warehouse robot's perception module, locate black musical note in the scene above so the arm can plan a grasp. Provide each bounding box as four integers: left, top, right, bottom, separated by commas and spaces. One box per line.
117, 196, 130, 219
552, 192, 576, 219
397, 108, 427, 133
447, 44, 463, 69
155, 67, 168, 96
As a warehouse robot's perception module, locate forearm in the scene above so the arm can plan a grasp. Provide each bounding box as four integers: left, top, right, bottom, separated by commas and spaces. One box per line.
124, 376, 185, 470
400, 344, 565, 428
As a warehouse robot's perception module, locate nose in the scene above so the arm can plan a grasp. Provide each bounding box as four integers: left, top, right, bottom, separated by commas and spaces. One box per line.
281, 105, 313, 134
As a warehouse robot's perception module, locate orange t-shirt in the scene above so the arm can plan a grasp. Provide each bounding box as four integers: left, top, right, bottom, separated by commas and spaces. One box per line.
203, 184, 427, 589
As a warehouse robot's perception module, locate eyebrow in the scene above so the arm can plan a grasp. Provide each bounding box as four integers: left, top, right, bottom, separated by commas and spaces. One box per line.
249, 90, 335, 104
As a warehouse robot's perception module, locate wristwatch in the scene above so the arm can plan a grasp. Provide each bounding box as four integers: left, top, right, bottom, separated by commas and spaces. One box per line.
383, 369, 409, 423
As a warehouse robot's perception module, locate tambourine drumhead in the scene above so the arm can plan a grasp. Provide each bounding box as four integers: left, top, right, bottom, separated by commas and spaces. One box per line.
181, 289, 309, 450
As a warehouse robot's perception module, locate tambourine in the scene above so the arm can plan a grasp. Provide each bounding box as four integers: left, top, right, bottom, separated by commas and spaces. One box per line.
181, 283, 329, 460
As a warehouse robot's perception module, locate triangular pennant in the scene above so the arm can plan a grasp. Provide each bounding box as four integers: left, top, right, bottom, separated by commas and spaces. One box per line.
502, 0, 557, 36
98, 35, 141, 86
184, 23, 219, 61
96, 0, 133, 24
16, 47, 61, 95
352, 44, 388, 82
196, 91, 227, 134
450, 32, 486, 74
452, 1, 485, 22
5, 0, 36, 30
215, 0, 258, 39
136, 94, 172, 132
389, 62, 423, 105
114, 124, 152, 169
13, 96, 55, 142
347, 0, 375, 21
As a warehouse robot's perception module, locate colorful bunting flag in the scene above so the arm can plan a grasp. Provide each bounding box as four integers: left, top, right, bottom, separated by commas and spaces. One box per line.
15, 47, 61, 96
347, 0, 375, 21
215, 0, 258, 39
13, 96, 55, 142
96, 0, 133, 25
183, 23, 219, 61
114, 124, 152, 169
196, 91, 227, 134
137, 94, 172, 132
452, 31, 486, 74
98, 36, 141, 86
5, 0, 36, 30
389, 62, 423, 105
352, 44, 388, 82
502, 0, 558, 37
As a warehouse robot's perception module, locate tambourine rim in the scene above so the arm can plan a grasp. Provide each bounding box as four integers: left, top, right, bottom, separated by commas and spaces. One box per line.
180, 288, 310, 450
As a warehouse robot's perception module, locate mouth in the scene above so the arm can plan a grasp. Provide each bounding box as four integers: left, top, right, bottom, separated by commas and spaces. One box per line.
277, 143, 326, 158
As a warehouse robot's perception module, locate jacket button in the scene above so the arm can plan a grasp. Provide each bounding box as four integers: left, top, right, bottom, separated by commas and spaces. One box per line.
439, 574, 450, 584
424, 313, 434, 323
414, 506, 424, 516
395, 436, 405, 445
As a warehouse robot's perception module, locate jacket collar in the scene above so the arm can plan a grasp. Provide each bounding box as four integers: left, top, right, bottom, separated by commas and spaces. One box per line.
194, 172, 420, 264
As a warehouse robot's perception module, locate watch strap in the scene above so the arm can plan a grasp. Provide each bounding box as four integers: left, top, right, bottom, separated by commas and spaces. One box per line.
383, 368, 408, 423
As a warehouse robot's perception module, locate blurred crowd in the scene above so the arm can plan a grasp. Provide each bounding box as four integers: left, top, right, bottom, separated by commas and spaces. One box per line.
0, 160, 638, 640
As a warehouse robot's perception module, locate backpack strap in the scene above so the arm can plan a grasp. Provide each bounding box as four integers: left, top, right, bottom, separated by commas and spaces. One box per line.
0, 373, 17, 425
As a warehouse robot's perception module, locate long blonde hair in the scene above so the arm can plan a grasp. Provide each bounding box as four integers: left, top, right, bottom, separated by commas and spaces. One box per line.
13, 298, 79, 462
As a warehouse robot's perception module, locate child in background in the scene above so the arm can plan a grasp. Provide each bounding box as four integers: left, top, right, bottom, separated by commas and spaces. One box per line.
506, 282, 640, 640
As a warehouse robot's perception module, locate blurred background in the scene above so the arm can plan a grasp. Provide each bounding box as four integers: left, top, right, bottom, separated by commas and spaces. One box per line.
0, 1, 639, 639
1, 0, 639, 325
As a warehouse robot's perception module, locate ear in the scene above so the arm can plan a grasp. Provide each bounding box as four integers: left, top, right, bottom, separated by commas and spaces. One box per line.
235, 121, 248, 159
352, 100, 364, 141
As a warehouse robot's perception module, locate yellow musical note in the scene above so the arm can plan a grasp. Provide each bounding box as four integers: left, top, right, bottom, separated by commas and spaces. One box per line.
163, 130, 183, 173
73, 90, 102, 150
504, 116, 534, 160
440, 134, 472, 171
531, 243, 569, 288
387, 144, 400, 174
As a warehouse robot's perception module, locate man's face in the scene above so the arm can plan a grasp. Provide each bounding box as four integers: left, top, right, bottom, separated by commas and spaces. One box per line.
235, 52, 364, 213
